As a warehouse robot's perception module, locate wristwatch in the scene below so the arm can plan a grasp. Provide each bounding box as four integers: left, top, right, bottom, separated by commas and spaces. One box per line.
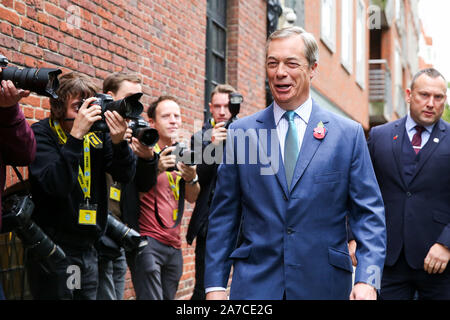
186, 174, 199, 185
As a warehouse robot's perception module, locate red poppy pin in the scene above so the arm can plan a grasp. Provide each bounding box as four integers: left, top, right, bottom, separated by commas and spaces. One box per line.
393, 135, 398, 140
313, 121, 326, 140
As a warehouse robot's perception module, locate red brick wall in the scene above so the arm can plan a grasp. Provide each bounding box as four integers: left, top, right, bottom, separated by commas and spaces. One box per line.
1, 0, 267, 300
304, 0, 370, 129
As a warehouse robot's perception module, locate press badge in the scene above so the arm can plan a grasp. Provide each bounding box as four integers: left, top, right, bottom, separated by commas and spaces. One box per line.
173, 209, 178, 222
109, 184, 121, 202
78, 202, 97, 226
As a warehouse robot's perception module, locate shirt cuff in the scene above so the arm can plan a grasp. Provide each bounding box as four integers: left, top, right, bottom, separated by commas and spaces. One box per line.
205, 287, 226, 294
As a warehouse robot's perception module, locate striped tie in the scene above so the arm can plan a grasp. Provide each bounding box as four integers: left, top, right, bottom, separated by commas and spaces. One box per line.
411, 125, 424, 154
284, 111, 299, 189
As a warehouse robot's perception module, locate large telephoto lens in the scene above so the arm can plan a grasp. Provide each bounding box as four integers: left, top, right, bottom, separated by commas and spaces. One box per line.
106, 92, 143, 119
1, 67, 62, 99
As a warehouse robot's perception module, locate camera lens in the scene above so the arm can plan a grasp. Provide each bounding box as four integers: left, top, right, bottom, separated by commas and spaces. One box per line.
1, 67, 62, 99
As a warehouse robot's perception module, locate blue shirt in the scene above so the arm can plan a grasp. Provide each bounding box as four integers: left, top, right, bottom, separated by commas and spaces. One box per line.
405, 115, 435, 149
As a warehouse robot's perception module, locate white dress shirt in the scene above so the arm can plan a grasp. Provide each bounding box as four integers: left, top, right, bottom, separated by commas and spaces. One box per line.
273, 96, 312, 161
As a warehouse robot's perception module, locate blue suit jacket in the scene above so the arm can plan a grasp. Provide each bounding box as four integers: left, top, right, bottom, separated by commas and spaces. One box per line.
205, 101, 386, 299
368, 117, 450, 269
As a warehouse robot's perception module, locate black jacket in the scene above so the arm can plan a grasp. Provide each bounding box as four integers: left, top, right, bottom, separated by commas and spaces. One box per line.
120, 153, 159, 232
186, 121, 222, 245
29, 118, 135, 249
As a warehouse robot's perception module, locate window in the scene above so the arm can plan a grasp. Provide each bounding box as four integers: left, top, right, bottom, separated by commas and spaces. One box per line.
341, 0, 353, 73
205, 0, 227, 121
321, 0, 336, 52
355, 0, 366, 88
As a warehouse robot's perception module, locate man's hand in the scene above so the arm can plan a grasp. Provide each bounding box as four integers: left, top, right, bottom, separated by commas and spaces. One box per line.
176, 162, 197, 182
349, 282, 377, 300
348, 240, 358, 267
0, 79, 30, 108
206, 291, 227, 300
130, 137, 154, 160
424, 243, 450, 274
211, 121, 227, 146
158, 146, 176, 173
105, 110, 128, 144
70, 97, 102, 140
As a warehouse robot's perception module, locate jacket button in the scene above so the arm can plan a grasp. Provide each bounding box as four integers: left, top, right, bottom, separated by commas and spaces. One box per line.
406, 192, 412, 197
287, 228, 294, 235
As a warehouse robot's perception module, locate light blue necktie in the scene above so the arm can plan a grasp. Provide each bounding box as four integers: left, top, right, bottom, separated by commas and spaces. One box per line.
284, 111, 299, 189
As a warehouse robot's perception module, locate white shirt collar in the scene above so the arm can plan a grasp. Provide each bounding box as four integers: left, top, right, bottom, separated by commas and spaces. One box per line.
273, 96, 312, 126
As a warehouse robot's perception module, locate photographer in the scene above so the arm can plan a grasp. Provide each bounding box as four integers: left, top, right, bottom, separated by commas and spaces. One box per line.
0, 76, 36, 299
96, 72, 157, 300
130, 96, 200, 300
27, 72, 136, 300
187, 84, 237, 300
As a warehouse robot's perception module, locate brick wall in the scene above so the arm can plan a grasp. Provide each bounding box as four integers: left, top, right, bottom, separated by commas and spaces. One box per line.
1, 0, 267, 300
304, 0, 371, 129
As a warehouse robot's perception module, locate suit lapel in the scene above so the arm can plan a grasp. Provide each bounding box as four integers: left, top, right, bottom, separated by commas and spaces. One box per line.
391, 117, 408, 189
255, 104, 289, 199
290, 102, 329, 192
409, 119, 447, 184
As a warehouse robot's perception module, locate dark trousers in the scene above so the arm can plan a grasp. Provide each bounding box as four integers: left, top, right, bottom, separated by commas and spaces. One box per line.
128, 236, 182, 300
381, 249, 450, 300
97, 248, 127, 300
26, 245, 98, 300
190, 232, 206, 300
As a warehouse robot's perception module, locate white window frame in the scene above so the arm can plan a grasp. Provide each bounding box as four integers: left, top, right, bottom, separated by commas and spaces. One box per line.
321, 0, 336, 52
355, 0, 366, 88
341, 0, 353, 73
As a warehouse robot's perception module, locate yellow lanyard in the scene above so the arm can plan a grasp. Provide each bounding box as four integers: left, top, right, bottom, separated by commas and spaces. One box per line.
154, 143, 181, 201
49, 119, 98, 200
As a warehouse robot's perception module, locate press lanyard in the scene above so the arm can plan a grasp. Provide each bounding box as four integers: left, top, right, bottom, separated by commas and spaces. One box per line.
154, 143, 181, 201
49, 119, 97, 200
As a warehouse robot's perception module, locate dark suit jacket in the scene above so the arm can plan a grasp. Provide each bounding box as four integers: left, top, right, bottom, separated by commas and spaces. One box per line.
187, 121, 221, 245
368, 117, 450, 269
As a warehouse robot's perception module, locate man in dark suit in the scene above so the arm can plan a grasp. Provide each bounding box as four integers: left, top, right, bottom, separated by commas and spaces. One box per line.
188, 84, 237, 300
204, 26, 386, 300
368, 68, 450, 299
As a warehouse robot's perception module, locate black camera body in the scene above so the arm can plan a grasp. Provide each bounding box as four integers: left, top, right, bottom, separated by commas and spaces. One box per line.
129, 116, 159, 147
225, 92, 243, 129
164, 142, 196, 171
88, 92, 144, 132
106, 214, 147, 252
0, 54, 62, 99
2, 192, 66, 264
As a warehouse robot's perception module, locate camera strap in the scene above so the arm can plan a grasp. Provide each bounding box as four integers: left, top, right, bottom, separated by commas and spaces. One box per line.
49, 119, 101, 201
153, 143, 185, 229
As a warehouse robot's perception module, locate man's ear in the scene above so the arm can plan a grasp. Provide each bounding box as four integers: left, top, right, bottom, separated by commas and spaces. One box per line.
107, 91, 116, 100
310, 62, 318, 79
405, 88, 412, 104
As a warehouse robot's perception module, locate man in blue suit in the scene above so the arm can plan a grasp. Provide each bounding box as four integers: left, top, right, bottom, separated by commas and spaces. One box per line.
204, 26, 386, 300
368, 68, 450, 299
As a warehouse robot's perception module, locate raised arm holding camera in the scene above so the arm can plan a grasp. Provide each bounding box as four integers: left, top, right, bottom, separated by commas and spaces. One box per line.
96, 72, 158, 300
187, 84, 240, 300
26, 72, 136, 300
0, 71, 36, 300
129, 95, 200, 300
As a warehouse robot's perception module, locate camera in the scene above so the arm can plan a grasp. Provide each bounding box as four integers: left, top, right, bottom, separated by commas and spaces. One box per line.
128, 116, 159, 147
163, 142, 196, 171
0, 54, 62, 99
87, 92, 144, 132
1, 193, 66, 264
106, 214, 147, 252
225, 92, 243, 129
